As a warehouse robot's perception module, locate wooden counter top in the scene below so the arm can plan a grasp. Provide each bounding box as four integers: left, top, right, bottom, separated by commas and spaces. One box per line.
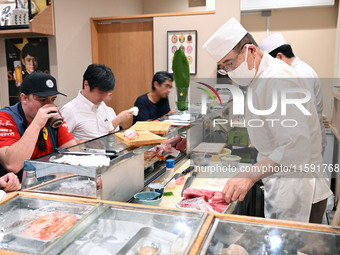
156, 159, 251, 209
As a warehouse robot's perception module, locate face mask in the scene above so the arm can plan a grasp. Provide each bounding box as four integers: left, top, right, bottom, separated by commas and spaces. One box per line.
228, 45, 256, 86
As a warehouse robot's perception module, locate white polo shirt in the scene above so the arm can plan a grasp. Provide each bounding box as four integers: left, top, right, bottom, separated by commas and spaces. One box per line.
61, 91, 119, 141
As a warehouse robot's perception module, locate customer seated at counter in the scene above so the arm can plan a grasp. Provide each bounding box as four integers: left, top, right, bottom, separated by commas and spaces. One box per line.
61, 64, 134, 142
133, 71, 175, 124
0, 73, 77, 181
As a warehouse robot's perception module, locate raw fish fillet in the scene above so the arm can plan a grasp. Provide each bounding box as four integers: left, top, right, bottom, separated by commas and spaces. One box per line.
181, 188, 229, 213
20, 212, 77, 241
183, 188, 215, 201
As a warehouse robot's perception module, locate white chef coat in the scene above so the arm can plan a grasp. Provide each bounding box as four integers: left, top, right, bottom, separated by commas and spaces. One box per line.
245, 52, 332, 222
291, 57, 326, 150
61, 91, 119, 141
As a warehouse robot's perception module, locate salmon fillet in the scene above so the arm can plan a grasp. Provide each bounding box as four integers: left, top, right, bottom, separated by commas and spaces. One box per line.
20, 212, 77, 241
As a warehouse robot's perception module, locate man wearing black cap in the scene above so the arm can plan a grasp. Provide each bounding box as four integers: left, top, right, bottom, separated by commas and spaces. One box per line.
0, 72, 76, 180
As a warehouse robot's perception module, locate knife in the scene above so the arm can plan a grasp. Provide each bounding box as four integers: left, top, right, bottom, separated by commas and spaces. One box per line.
181, 170, 198, 197
164, 166, 195, 187
175, 166, 195, 179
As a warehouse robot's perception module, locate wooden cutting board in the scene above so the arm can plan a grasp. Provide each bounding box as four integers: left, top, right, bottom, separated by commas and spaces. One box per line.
192, 142, 225, 155
130, 121, 171, 136
115, 131, 167, 147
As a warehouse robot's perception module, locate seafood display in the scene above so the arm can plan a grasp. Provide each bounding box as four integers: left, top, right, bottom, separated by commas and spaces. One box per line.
178, 188, 229, 213
59, 206, 204, 255
0, 196, 94, 254
19, 212, 77, 241
144, 135, 184, 167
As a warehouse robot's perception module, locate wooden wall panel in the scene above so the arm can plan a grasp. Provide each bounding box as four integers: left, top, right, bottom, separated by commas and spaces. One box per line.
96, 21, 154, 128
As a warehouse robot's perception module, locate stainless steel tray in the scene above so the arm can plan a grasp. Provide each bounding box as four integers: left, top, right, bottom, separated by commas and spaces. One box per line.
50, 204, 205, 255
199, 218, 340, 255
31, 174, 96, 197
0, 196, 95, 254
116, 227, 175, 255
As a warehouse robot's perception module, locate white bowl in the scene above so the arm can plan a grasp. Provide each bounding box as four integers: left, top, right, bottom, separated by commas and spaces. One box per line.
220, 155, 241, 167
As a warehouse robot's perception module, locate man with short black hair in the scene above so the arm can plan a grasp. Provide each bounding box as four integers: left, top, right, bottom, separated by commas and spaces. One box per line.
21, 43, 39, 78
259, 33, 326, 152
61, 64, 134, 141
0, 72, 76, 180
133, 71, 174, 123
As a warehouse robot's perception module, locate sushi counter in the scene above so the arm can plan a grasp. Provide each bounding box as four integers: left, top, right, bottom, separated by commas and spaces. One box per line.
0, 192, 340, 254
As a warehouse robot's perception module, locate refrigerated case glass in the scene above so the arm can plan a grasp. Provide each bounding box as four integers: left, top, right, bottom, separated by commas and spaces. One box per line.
200, 219, 340, 255
47, 203, 206, 255
0, 196, 95, 254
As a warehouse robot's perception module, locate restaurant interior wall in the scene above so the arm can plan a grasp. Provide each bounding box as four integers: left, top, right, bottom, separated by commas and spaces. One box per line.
0, 0, 144, 108
53, 0, 144, 107
152, 0, 240, 109
0, 0, 337, 116
241, 3, 338, 119
142, 0, 206, 14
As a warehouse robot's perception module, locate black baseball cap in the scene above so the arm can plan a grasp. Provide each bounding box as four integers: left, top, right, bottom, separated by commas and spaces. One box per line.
20, 72, 66, 97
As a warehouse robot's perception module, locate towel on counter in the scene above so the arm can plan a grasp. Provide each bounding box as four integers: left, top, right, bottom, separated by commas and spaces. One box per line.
52, 155, 110, 167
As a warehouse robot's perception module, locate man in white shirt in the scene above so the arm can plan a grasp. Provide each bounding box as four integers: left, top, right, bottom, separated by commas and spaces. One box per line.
61, 64, 133, 142
259, 33, 326, 153
203, 17, 332, 223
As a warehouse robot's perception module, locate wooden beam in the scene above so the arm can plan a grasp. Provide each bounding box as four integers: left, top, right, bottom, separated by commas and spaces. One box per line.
90, 10, 215, 22
90, 19, 99, 63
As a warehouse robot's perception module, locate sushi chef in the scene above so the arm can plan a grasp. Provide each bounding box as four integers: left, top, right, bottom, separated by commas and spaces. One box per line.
203, 17, 332, 223
0, 73, 77, 181
258, 33, 326, 154
61, 64, 134, 142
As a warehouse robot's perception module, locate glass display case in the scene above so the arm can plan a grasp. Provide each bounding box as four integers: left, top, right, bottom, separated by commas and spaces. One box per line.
21, 125, 196, 202
199, 218, 340, 255
0, 195, 95, 254
0, 193, 206, 255
46, 203, 206, 255
21, 133, 145, 202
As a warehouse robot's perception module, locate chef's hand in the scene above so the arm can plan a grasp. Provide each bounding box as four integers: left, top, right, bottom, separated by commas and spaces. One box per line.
0, 173, 20, 192
222, 177, 256, 203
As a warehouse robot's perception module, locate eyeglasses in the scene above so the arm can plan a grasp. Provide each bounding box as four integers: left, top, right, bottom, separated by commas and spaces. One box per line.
217, 44, 247, 75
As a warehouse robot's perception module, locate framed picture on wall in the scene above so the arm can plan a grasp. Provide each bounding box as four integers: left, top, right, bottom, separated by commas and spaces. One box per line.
5, 37, 50, 105
167, 30, 197, 74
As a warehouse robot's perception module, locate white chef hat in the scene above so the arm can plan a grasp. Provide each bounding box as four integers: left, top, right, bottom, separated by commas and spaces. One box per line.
258, 33, 287, 53
203, 17, 247, 62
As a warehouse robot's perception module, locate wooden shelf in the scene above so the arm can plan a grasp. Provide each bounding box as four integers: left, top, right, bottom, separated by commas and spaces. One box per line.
0, 3, 54, 37
90, 10, 215, 23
